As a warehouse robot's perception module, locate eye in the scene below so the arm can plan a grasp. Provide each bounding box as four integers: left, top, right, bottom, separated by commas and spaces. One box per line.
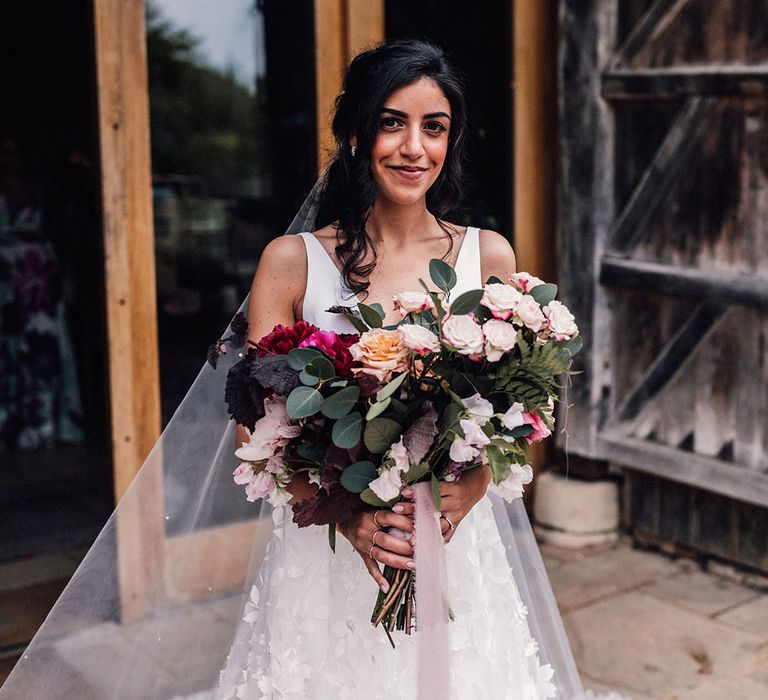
424, 121, 448, 134
380, 117, 402, 129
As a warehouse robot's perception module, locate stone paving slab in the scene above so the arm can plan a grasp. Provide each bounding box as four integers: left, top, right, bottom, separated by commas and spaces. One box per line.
561, 589, 767, 699
544, 542, 685, 613
641, 569, 762, 618
716, 595, 768, 639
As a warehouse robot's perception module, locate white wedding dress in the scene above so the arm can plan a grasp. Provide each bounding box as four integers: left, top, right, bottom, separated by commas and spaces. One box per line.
211, 228, 568, 699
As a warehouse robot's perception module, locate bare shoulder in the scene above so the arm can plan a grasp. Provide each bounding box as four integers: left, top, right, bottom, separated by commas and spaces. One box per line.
256, 234, 307, 272
478, 228, 517, 281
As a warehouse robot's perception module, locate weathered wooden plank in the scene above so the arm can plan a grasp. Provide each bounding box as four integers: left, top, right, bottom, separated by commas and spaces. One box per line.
599, 432, 768, 508
603, 66, 768, 98
609, 0, 689, 69
600, 256, 768, 309
93, 0, 164, 623
613, 299, 727, 421
606, 97, 717, 254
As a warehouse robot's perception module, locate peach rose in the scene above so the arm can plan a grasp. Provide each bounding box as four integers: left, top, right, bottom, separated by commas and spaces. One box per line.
349, 328, 411, 382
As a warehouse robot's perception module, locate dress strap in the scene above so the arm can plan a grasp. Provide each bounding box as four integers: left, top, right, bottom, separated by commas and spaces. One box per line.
454, 226, 482, 291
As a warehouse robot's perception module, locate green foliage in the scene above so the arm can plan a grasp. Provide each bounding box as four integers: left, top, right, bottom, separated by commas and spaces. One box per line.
431, 472, 442, 510
429, 259, 457, 293
340, 461, 378, 493
366, 397, 391, 420
286, 386, 323, 418
485, 444, 512, 485
358, 302, 384, 329
287, 348, 323, 371
448, 289, 484, 316
332, 413, 362, 449
361, 488, 392, 507
377, 372, 407, 402
404, 461, 430, 484
320, 386, 360, 419
530, 283, 558, 306
364, 417, 402, 453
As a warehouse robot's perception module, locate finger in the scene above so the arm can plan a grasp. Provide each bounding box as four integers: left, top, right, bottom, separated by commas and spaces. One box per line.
374, 546, 415, 572
375, 531, 414, 557
377, 511, 414, 531
362, 552, 391, 593
391, 501, 415, 517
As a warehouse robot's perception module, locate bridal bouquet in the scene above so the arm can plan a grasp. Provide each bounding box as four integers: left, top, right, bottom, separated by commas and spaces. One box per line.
209, 259, 581, 644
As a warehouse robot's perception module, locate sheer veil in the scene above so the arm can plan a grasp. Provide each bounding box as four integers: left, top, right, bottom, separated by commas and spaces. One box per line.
0, 173, 610, 700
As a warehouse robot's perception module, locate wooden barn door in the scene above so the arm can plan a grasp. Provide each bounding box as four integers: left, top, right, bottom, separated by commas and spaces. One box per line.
559, 0, 768, 571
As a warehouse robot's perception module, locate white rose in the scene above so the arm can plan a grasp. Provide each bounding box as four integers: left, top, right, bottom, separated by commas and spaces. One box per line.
398, 324, 441, 355
543, 300, 578, 340
481, 283, 523, 320
483, 319, 517, 361
490, 463, 533, 502
509, 272, 545, 292
392, 291, 434, 316
442, 315, 484, 355
515, 295, 546, 332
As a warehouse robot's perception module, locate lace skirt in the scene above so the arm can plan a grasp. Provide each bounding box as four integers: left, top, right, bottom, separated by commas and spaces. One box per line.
214, 496, 558, 700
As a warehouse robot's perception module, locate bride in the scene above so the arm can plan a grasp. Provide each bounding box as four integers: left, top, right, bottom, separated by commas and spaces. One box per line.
0, 40, 622, 700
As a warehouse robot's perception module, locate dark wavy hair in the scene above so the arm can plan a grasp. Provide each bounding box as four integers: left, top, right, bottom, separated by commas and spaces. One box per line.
314, 39, 468, 299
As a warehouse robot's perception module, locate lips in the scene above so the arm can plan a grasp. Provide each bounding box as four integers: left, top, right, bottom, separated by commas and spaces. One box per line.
388, 165, 429, 180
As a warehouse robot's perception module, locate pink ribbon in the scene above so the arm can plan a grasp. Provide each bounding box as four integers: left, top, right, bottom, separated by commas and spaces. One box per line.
412, 481, 450, 699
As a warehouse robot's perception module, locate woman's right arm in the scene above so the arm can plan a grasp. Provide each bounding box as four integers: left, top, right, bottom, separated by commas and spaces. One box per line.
235, 235, 318, 505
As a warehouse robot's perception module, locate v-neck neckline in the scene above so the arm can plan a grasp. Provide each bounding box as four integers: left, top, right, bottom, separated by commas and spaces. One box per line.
304, 226, 475, 309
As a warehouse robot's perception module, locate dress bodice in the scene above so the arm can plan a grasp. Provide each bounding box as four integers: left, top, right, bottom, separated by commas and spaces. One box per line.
295, 226, 482, 332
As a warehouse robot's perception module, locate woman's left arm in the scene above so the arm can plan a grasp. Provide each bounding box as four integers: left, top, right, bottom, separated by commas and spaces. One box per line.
396, 229, 518, 541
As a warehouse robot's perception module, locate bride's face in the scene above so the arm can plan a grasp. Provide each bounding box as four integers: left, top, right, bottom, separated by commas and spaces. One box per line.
367, 76, 451, 206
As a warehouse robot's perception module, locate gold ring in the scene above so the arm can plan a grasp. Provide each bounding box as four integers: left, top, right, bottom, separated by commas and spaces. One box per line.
368, 544, 376, 559
372, 529, 382, 547
441, 514, 455, 531
373, 510, 383, 527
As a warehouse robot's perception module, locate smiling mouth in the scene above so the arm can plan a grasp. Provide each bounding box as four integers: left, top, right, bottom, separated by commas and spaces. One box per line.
388, 166, 428, 172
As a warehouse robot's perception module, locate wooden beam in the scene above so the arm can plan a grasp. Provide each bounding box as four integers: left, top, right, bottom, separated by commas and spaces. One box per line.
599, 432, 768, 508
613, 300, 727, 422
600, 255, 768, 309
602, 66, 768, 98
314, 0, 384, 172
513, 0, 557, 282
606, 97, 717, 254
93, 0, 164, 622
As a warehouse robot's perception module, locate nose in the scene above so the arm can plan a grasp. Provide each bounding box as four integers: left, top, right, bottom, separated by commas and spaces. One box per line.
400, 125, 425, 159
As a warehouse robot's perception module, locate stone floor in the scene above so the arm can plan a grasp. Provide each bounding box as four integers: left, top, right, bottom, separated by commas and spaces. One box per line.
541, 536, 768, 699
1, 537, 767, 698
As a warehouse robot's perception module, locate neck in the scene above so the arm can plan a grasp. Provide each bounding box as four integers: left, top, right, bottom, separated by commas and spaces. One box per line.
365, 199, 436, 244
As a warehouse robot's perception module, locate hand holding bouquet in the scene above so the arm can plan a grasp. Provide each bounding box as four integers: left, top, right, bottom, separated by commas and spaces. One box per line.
209, 258, 581, 645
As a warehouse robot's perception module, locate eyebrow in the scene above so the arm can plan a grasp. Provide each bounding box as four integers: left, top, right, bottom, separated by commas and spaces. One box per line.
381, 107, 451, 120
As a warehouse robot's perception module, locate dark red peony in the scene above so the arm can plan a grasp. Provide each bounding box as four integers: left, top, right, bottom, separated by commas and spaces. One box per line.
255, 320, 319, 356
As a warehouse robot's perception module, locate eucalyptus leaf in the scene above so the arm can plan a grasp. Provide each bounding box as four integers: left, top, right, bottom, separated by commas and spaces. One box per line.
339, 460, 378, 493
296, 442, 326, 463
429, 258, 457, 293
320, 386, 360, 418
366, 397, 391, 420
564, 334, 583, 356
286, 386, 323, 418
530, 283, 558, 307
332, 412, 362, 449
448, 289, 484, 316
345, 312, 370, 334
441, 402, 462, 429
369, 302, 386, 318
404, 460, 430, 484
361, 487, 392, 507
358, 302, 384, 329
485, 444, 512, 484
299, 370, 320, 386
287, 347, 323, 371
305, 355, 335, 379
376, 372, 407, 402
485, 275, 503, 285
363, 417, 402, 453
430, 472, 442, 511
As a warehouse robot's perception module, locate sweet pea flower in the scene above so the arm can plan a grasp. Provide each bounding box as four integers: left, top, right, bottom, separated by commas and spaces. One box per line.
483, 318, 518, 361
398, 324, 441, 355
369, 437, 411, 502
233, 461, 256, 485
501, 402, 525, 430
442, 315, 484, 356
245, 470, 277, 502
509, 272, 545, 293
235, 396, 302, 464
449, 419, 491, 463
461, 393, 494, 426
522, 410, 552, 443
481, 283, 523, 320
490, 463, 534, 502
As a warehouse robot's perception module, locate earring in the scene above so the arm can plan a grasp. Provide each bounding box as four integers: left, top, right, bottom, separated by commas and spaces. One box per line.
350, 145, 357, 157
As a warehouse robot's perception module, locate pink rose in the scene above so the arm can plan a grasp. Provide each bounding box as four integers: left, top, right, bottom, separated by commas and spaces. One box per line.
515, 296, 546, 332
481, 283, 523, 320
442, 315, 484, 356
509, 271, 545, 293
483, 319, 517, 361
542, 300, 578, 341
392, 291, 435, 316
398, 324, 441, 355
